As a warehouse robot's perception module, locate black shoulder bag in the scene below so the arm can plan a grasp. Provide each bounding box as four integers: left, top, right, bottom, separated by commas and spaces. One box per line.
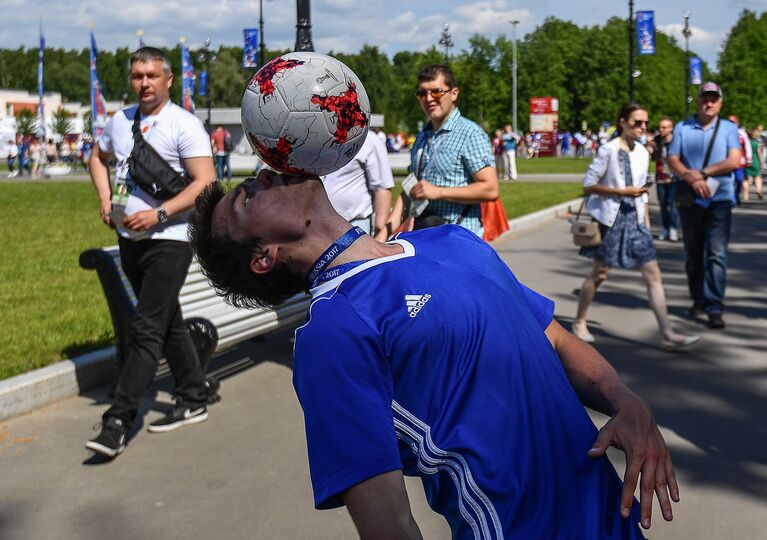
127, 111, 190, 200
675, 117, 720, 209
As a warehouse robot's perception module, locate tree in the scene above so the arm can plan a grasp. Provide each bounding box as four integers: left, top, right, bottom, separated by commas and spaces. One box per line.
718, 9, 767, 126
51, 108, 73, 140
14, 109, 37, 137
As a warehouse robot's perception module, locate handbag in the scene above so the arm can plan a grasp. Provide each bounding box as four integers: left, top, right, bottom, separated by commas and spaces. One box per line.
570, 198, 602, 247
481, 198, 509, 242
127, 111, 189, 200
675, 117, 720, 209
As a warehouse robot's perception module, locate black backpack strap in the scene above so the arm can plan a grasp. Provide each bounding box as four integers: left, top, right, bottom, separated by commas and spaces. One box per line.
702, 117, 721, 170
132, 109, 143, 143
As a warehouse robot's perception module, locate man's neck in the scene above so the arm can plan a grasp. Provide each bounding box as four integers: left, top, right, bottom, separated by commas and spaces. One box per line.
139, 98, 170, 117
430, 107, 456, 132
696, 112, 717, 128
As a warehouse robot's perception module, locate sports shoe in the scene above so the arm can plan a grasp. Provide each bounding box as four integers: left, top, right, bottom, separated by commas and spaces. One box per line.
687, 302, 705, 317
707, 313, 726, 329
657, 230, 669, 241
86, 417, 127, 458
147, 401, 208, 433
571, 322, 596, 343
669, 228, 679, 242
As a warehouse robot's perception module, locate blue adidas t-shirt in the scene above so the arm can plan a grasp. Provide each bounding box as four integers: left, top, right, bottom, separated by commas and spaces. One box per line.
293, 225, 643, 539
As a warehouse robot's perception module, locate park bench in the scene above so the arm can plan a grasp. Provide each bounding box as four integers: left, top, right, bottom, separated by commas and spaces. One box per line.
79, 245, 311, 401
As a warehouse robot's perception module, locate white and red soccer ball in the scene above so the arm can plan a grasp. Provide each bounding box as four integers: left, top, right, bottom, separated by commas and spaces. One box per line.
241, 52, 371, 176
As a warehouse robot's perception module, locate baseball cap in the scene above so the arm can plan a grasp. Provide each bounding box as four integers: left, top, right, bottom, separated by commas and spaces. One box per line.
698, 82, 723, 97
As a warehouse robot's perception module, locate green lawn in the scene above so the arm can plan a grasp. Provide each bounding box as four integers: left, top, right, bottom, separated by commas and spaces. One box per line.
0, 180, 583, 381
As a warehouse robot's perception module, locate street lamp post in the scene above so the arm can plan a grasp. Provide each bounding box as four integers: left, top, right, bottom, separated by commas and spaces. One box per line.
628, 0, 635, 102
682, 12, 692, 117
295, 0, 315, 52
198, 39, 216, 133
439, 24, 454, 63
510, 20, 519, 135
259, 0, 266, 67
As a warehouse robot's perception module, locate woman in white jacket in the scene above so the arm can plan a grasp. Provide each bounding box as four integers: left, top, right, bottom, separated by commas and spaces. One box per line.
572, 103, 699, 351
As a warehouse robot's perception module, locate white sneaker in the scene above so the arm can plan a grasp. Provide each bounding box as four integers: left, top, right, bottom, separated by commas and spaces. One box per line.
657, 230, 669, 241
572, 323, 596, 343
669, 228, 679, 242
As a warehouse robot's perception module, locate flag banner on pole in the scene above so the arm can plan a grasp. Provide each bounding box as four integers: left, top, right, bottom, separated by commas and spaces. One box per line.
636, 11, 656, 55
90, 31, 108, 140
139, 36, 146, 48
689, 56, 703, 86
181, 45, 196, 113
37, 27, 46, 139
243, 28, 258, 68
199, 71, 208, 97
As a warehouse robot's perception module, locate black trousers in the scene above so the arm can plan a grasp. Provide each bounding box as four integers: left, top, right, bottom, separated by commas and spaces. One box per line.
105, 237, 207, 428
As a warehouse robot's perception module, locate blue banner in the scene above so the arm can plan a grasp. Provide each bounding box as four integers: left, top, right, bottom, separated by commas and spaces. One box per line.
689, 56, 703, 86
199, 71, 208, 97
37, 26, 45, 138
181, 45, 196, 113
243, 28, 258, 68
636, 11, 656, 55
90, 31, 108, 139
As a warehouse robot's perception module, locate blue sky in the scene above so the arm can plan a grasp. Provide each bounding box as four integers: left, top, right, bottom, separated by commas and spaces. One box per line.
1, 0, 764, 69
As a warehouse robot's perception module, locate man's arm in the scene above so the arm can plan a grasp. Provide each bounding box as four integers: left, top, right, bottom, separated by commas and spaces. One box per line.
410, 165, 499, 204
372, 188, 393, 242
342, 470, 423, 540
89, 144, 114, 226
122, 156, 216, 232
544, 318, 679, 531
668, 149, 741, 200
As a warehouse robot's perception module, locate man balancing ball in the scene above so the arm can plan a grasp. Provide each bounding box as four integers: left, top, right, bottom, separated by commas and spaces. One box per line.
188, 171, 678, 539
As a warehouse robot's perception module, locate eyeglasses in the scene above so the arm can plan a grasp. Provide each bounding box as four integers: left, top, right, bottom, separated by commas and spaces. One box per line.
415, 88, 451, 100
629, 120, 649, 128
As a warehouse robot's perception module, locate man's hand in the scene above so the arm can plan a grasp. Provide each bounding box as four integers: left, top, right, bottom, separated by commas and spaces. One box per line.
409, 179, 441, 201
587, 393, 680, 530
544, 319, 680, 530
99, 199, 113, 227
122, 209, 159, 232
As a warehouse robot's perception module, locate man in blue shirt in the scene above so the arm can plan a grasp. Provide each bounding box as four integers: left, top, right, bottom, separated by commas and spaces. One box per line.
500, 124, 520, 180
189, 172, 680, 539
668, 82, 741, 329
407, 65, 499, 237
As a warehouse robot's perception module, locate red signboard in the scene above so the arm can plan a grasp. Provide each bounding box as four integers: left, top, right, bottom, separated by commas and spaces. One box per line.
529, 97, 559, 157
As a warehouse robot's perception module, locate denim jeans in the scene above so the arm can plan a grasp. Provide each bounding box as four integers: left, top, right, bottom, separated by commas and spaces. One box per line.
216, 154, 232, 181
106, 238, 207, 428
678, 200, 732, 314
656, 182, 680, 232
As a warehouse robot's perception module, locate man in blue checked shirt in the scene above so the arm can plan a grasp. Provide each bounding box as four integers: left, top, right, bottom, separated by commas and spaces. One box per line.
408, 64, 499, 237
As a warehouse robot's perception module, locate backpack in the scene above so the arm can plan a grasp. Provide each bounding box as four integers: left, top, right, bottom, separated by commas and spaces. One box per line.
224, 133, 234, 153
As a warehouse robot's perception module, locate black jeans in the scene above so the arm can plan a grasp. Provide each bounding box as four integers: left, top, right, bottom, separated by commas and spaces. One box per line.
105, 238, 207, 428
678, 200, 732, 314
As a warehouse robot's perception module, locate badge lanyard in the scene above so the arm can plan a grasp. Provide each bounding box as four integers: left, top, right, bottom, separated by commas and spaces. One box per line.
308, 226, 367, 287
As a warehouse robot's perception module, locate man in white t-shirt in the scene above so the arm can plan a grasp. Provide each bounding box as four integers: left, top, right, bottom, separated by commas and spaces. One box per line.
85, 47, 216, 459
321, 130, 393, 241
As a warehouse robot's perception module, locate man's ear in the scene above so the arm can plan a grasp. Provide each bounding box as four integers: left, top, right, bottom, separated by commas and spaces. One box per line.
249, 245, 279, 275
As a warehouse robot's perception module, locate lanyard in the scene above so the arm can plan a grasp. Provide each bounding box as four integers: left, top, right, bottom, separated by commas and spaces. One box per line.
307, 226, 366, 285
311, 259, 370, 288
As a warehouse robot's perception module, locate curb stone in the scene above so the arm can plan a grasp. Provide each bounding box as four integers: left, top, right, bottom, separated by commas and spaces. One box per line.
0, 197, 584, 422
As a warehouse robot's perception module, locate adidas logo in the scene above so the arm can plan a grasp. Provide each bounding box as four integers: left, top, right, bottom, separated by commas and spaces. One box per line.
406, 294, 432, 318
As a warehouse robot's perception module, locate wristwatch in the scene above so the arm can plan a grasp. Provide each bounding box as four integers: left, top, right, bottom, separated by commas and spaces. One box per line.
156, 206, 169, 223
701, 168, 710, 179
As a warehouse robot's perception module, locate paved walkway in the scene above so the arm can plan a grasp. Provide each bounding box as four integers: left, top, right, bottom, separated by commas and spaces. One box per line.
1, 196, 765, 539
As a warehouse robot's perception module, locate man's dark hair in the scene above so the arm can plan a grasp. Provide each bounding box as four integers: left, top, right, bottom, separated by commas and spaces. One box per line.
188, 183, 308, 309
129, 47, 172, 74
418, 64, 458, 88
615, 102, 647, 135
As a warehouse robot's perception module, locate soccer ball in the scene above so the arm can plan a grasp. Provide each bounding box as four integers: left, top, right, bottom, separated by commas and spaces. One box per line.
242, 52, 371, 176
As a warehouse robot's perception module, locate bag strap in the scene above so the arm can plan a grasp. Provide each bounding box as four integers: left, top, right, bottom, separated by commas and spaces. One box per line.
702, 117, 721, 170
132, 109, 143, 143
574, 197, 587, 220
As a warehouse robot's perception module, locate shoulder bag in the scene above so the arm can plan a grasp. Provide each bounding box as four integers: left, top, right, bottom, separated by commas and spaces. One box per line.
675, 117, 720, 209
127, 111, 190, 200
570, 198, 602, 247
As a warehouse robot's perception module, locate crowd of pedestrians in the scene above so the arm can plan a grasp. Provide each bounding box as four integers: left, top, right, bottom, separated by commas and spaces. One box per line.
4, 134, 93, 177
